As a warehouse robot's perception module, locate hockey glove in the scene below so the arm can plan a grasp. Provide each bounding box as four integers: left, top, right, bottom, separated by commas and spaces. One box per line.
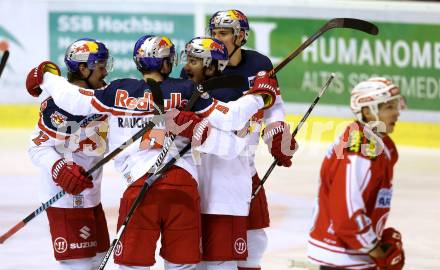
26, 61, 61, 97
370, 228, 405, 270
262, 121, 298, 167
246, 71, 278, 109
166, 109, 210, 145
51, 158, 93, 195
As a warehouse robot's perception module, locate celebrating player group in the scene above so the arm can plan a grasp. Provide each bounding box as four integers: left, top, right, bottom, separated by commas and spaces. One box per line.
20, 9, 405, 270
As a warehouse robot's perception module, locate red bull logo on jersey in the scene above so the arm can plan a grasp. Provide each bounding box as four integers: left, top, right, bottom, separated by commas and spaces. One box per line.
50, 111, 67, 128
115, 89, 184, 112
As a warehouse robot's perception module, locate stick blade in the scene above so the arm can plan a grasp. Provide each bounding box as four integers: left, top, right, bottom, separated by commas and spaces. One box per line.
202, 74, 247, 92
0, 221, 25, 244
339, 18, 379, 35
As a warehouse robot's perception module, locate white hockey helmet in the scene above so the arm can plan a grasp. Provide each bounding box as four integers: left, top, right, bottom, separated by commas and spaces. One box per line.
350, 77, 404, 123
208, 10, 250, 45
183, 37, 229, 72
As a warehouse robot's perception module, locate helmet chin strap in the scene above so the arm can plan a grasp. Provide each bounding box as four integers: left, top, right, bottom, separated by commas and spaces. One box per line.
228, 36, 240, 60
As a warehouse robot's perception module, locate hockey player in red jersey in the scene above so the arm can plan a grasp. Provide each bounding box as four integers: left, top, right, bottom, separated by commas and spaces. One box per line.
308, 77, 406, 270
207, 10, 298, 270
26, 34, 278, 270
27, 38, 112, 270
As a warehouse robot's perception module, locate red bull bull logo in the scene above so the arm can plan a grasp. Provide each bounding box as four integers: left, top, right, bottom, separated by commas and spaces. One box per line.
209, 40, 225, 54
201, 39, 225, 54
158, 37, 172, 49
229, 10, 246, 21
73, 41, 98, 54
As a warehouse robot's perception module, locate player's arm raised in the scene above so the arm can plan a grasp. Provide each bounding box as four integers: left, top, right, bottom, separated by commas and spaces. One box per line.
26, 61, 99, 116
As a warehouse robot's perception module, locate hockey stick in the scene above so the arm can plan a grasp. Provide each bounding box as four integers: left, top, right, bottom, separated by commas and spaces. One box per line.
251, 73, 335, 199
98, 18, 378, 266
0, 74, 245, 244
249, 18, 378, 198
97, 75, 247, 269
0, 81, 164, 245
270, 18, 378, 76
0, 50, 10, 79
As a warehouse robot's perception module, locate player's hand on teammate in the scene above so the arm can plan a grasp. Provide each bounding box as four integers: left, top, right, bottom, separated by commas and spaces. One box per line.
247, 70, 278, 109
51, 158, 93, 195
25, 61, 61, 97
370, 227, 405, 270
262, 121, 298, 167
165, 109, 209, 145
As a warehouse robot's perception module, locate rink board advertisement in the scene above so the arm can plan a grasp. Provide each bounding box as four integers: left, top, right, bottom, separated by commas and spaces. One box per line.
49, 12, 194, 79
0, 0, 439, 113
244, 17, 440, 111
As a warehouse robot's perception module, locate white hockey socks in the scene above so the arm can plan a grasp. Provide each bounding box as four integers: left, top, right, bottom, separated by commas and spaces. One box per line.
237, 229, 268, 269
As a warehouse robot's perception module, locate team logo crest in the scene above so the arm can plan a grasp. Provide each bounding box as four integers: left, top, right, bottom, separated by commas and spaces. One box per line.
50, 111, 67, 128
234, 237, 247, 254
73, 195, 84, 208
53, 237, 68, 254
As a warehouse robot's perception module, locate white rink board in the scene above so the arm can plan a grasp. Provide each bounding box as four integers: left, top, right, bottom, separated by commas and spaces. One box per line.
0, 129, 439, 270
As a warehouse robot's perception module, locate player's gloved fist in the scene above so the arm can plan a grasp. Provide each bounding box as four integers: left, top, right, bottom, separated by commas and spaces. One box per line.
262, 121, 298, 167
247, 70, 278, 109
370, 228, 405, 270
26, 61, 61, 97
51, 158, 93, 195
165, 109, 209, 144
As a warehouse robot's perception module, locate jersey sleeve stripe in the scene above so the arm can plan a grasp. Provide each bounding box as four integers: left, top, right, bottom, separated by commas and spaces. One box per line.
196, 99, 218, 118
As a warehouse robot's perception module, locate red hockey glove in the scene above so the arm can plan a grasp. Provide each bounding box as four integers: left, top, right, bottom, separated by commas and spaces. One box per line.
26, 61, 61, 97
371, 228, 405, 270
165, 110, 210, 145
51, 159, 93, 195
262, 121, 298, 167
246, 71, 278, 109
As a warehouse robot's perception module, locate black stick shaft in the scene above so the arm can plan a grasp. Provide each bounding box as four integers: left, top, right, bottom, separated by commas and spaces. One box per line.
0, 50, 10, 79
252, 74, 335, 199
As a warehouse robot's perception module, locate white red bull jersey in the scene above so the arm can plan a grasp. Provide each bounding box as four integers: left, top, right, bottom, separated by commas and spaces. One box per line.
179, 49, 286, 215
28, 94, 108, 208
40, 73, 263, 186
308, 122, 398, 269
220, 49, 286, 175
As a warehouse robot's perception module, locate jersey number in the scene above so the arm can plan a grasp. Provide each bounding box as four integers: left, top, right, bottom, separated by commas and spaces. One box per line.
140, 129, 166, 150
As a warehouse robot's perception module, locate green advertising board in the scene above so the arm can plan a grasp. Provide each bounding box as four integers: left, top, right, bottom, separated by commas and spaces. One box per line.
244, 17, 440, 111
49, 13, 440, 111
49, 12, 194, 79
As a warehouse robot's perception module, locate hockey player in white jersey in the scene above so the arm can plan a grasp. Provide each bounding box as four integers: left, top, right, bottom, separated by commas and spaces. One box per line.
207, 10, 298, 270
180, 36, 278, 270
27, 38, 112, 270
25, 35, 278, 270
